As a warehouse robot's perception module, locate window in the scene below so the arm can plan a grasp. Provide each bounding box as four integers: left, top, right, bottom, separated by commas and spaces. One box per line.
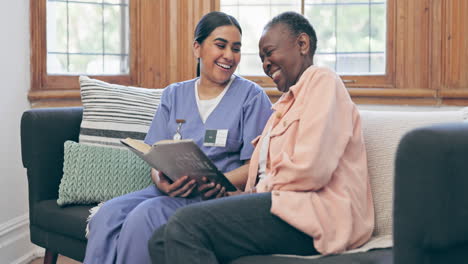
30, 0, 217, 106
220, 0, 394, 88
30, 0, 138, 99
30, 0, 468, 106
46, 0, 130, 75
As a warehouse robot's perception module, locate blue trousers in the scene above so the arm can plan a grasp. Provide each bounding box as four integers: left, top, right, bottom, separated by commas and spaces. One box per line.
148, 192, 318, 264
83, 185, 202, 264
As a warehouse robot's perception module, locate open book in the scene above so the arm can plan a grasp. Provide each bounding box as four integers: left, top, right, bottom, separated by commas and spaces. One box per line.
120, 138, 237, 192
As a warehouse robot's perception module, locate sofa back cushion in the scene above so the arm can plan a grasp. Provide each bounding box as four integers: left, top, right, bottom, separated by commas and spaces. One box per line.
79, 76, 163, 148
360, 108, 468, 237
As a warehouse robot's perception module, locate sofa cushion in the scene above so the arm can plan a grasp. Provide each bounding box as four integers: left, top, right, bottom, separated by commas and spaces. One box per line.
230, 248, 392, 264
57, 140, 152, 206
359, 108, 468, 238
79, 76, 163, 148
34, 200, 93, 241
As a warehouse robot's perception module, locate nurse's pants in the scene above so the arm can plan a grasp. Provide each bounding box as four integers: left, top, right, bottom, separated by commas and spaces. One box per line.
83, 185, 202, 264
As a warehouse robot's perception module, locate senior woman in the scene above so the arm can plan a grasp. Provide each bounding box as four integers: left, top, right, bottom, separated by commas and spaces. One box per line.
148, 11, 374, 264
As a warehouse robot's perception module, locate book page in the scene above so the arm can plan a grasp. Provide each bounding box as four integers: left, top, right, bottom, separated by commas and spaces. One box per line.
121, 138, 151, 153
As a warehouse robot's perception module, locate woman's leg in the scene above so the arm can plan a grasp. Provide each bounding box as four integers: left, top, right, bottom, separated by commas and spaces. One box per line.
115, 195, 202, 264
148, 193, 318, 264
84, 185, 164, 264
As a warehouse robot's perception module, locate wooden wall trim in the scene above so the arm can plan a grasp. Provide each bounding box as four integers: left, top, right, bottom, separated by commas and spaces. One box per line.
348, 88, 436, 98
28, 90, 81, 101
138, 0, 170, 88
395, 0, 431, 90
30, 0, 46, 91
439, 89, 468, 98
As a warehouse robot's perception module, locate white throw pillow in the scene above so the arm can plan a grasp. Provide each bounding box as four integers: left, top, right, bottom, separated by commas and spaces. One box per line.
79, 76, 163, 148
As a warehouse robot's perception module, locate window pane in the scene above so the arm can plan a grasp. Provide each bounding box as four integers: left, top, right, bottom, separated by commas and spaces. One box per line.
238, 0, 271, 5
238, 54, 265, 76
68, 3, 103, 53
46, 2, 68, 53
306, 0, 386, 75
221, 6, 239, 22
337, 0, 369, 3
305, 4, 336, 53
370, 52, 385, 74
314, 53, 336, 70
336, 53, 370, 74
336, 4, 370, 53
370, 3, 386, 52
47, 53, 68, 73
221, 0, 301, 76
222, 0, 387, 76
46, 0, 129, 75
271, 5, 302, 16
237, 6, 271, 54
104, 55, 129, 74
69, 54, 102, 74
222, 0, 239, 6
104, 4, 129, 54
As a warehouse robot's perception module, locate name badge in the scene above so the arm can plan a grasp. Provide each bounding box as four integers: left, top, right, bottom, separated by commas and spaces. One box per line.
204, 129, 228, 147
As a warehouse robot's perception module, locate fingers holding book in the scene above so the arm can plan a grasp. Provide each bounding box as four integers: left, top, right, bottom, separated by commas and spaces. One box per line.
198, 177, 226, 200
152, 169, 231, 199
155, 171, 197, 198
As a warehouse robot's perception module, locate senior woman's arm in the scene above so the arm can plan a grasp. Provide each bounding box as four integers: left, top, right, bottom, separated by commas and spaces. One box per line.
261, 69, 356, 192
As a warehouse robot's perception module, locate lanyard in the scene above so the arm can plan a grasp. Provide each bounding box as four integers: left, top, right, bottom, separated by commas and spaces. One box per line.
173, 119, 185, 140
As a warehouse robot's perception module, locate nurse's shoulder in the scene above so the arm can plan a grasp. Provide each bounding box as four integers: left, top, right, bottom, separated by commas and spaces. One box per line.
231, 75, 267, 100
160, 78, 198, 98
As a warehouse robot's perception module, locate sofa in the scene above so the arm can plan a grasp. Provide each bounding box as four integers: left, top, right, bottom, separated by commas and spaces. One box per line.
20, 106, 468, 264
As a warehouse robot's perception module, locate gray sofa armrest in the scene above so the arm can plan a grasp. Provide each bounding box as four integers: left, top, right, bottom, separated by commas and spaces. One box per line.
394, 122, 468, 263
21, 107, 83, 209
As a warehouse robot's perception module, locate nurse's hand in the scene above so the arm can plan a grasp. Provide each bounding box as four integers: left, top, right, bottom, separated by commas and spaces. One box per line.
152, 169, 197, 197
198, 177, 226, 200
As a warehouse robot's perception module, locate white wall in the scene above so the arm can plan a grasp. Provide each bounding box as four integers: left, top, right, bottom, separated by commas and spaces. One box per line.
0, 1, 42, 263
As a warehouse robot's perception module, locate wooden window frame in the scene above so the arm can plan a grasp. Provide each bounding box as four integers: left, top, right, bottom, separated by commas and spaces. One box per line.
30, 0, 218, 107
30, 0, 139, 103
30, 0, 468, 107
219, 0, 396, 91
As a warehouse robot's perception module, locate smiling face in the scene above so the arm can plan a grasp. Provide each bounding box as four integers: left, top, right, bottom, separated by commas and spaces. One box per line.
193, 25, 241, 87
259, 23, 311, 92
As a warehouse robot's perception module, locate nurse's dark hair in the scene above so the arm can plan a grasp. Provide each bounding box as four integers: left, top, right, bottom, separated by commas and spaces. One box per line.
264, 11, 317, 57
194, 11, 242, 77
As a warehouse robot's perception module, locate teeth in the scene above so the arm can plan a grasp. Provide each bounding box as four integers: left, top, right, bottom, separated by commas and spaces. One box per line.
216, 62, 231, 69
271, 70, 280, 79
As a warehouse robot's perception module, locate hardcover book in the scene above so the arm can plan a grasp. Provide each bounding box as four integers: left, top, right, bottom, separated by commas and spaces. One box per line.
120, 138, 237, 191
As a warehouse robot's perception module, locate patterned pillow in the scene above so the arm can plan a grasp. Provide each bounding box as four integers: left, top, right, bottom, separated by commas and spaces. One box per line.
57, 141, 153, 206
79, 76, 163, 148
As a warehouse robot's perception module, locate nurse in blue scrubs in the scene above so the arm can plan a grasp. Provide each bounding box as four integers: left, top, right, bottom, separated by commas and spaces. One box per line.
84, 11, 272, 264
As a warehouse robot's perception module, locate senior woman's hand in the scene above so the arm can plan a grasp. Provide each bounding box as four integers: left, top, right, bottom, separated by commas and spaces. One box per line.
151, 168, 197, 197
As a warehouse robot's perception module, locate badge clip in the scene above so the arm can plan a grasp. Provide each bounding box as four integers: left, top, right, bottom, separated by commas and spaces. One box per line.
173, 119, 185, 140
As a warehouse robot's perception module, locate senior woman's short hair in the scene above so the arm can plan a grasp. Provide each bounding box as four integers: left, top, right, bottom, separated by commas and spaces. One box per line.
264, 11, 317, 57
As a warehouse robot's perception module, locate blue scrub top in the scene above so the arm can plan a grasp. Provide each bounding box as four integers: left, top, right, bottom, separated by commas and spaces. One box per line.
144, 75, 273, 174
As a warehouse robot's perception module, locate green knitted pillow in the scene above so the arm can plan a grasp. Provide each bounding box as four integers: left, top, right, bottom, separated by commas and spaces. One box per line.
57, 141, 152, 206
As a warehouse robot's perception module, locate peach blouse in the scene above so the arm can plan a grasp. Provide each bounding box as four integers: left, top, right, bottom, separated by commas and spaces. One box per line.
245, 66, 374, 254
